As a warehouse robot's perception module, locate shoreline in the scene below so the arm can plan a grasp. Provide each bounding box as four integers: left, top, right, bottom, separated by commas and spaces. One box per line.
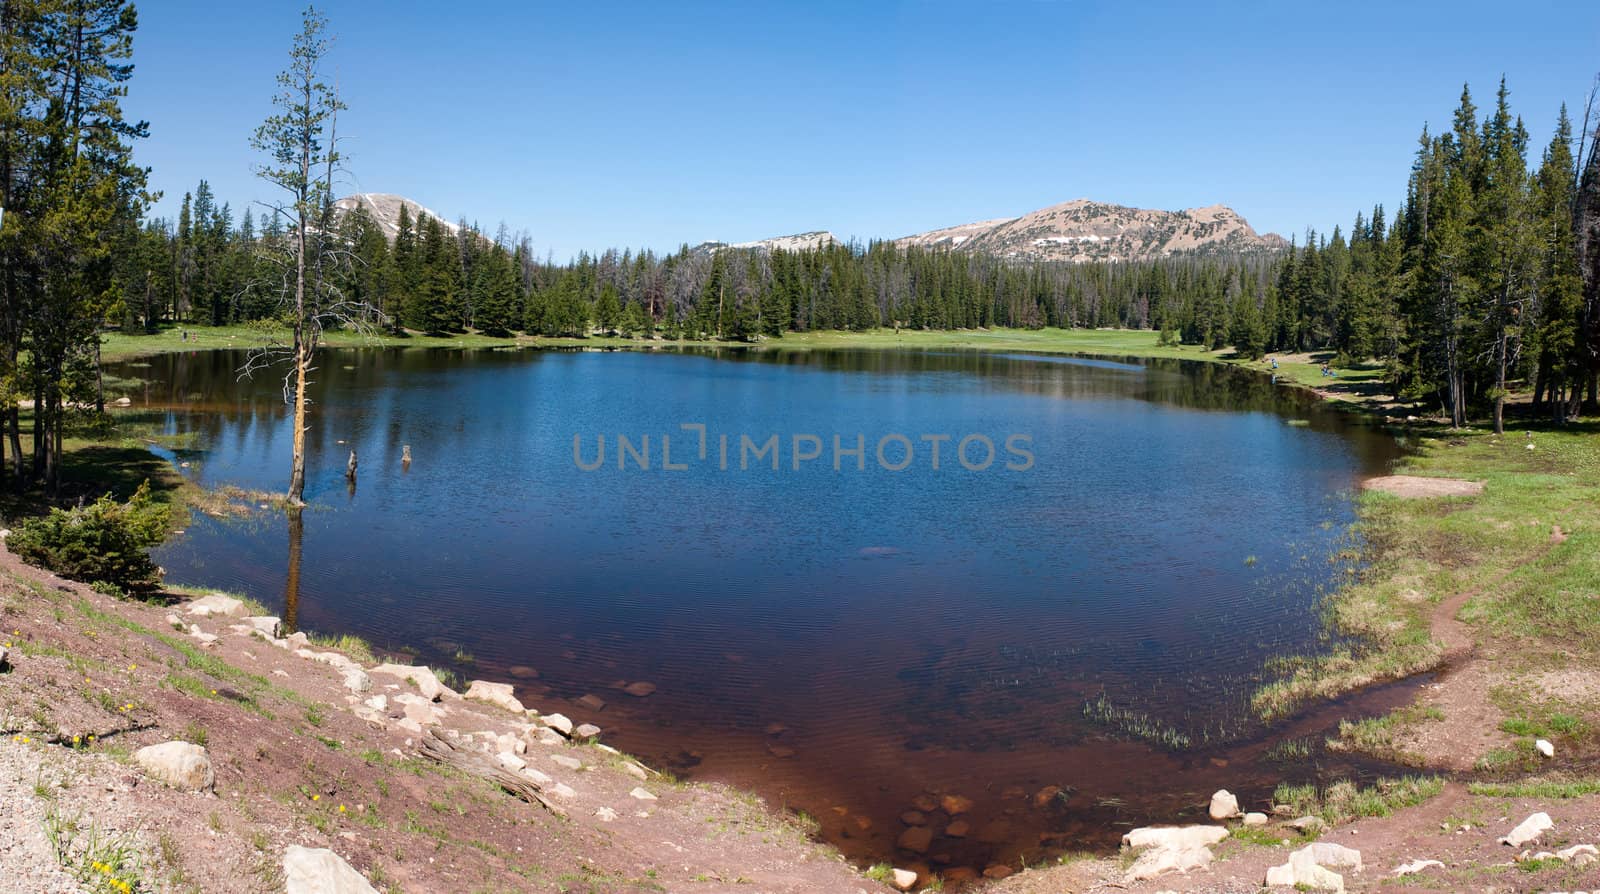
12, 324, 1596, 890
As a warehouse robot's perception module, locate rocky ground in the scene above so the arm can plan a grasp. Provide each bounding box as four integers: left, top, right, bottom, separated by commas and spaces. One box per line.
0, 542, 893, 893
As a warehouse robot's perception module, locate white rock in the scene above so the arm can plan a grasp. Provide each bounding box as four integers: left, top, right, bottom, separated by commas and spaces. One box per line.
465, 679, 525, 714
363, 694, 387, 712
574, 723, 601, 739
186, 594, 247, 618
368, 664, 450, 701
1301, 842, 1363, 871
132, 741, 214, 792
1122, 825, 1230, 851
1287, 815, 1328, 835
890, 868, 917, 890
622, 761, 649, 780
523, 767, 553, 785
285, 631, 310, 649
594, 807, 618, 822
341, 668, 371, 693
242, 615, 283, 638
550, 754, 583, 771
1501, 812, 1553, 847
1243, 812, 1269, 826
1393, 859, 1444, 876
496, 752, 527, 772
0, 645, 8, 667
1209, 789, 1241, 820
1556, 844, 1599, 862
551, 782, 577, 798
1266, 849, 1344, 892
629, 786, 658, 801
1536, 738, 1555, 757
1127, 845, 1212, 881
282, 845, 378, 894
541, 713, 574, 736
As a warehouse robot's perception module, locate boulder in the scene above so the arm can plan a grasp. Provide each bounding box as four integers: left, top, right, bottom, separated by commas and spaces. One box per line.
1301, 842, 1362, 871
496, 752, 526, 772
1500, 812, 1553, 847
575, 694, 606, 712
464, 680, 525, 714
574, 723, 601, 739
1243, 812, 1269, 826
1208, 789, 1241, 820
541, 713, 574, 736
133, 741, 214, 792
113, 396, 132, 408
243, 615, 283, 638
628, 787, 657, 801
341, 668, 371, 693
1122, 825, 1229, 851
896, 825, 933, 854
621, 761, 649, 780
623, 681, 657, 697
282, 845, 378, 894
1032, 785, 1063, 808
369, 664, 450, 701
1126, 844, 1211, 881
0, 644, 8, 670
1535, 738, 1554, 757
285, 631, 310, 649
186, 594, 247, 618
890, 868, 917, 891
1265, 848, 1344, 892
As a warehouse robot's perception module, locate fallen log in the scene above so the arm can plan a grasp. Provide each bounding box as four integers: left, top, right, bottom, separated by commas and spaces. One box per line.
416, 726, 564, 817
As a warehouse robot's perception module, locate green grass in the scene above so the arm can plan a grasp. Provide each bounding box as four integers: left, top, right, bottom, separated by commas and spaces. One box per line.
1329, 703, 1444, 764
1254, 423, 1600, 719
1467, 777, 1600, 798
1272, 775, 1444, 826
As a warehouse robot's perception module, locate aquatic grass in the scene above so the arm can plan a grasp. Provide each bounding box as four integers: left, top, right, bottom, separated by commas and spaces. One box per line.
1327, 703, 1444, 764
1081, 692, 1192, 751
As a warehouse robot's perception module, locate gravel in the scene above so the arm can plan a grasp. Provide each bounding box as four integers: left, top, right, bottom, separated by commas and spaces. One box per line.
1, 740, 88, 893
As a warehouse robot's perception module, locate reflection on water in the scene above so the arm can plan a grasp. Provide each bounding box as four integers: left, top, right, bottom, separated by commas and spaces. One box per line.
122, 346, 1404, 872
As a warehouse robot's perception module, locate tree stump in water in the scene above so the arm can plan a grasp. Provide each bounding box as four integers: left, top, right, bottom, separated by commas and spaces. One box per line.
401, 444, 412, 468
346, 449, 358, 481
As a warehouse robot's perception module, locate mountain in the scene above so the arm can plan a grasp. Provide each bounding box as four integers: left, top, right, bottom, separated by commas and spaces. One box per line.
694, 231, 838, 254
331, 193, 459, 240
895, 199, 1288, 262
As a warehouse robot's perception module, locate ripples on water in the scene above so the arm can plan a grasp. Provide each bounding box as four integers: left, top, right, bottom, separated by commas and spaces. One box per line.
126, 346, 1403, 872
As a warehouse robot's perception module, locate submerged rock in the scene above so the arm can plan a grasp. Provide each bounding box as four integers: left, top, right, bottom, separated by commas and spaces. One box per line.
896, 825, 933, 854
623, 681, 657, 697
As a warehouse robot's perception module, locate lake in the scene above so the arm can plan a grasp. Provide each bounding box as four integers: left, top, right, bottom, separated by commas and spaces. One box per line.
119, 345, 1406, 872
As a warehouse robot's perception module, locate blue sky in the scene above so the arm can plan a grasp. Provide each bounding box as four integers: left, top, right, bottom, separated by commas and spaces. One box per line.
131, 1, 1600, 259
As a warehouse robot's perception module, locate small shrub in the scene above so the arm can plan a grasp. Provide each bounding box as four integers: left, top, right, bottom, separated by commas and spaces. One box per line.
10, 481, 168, 590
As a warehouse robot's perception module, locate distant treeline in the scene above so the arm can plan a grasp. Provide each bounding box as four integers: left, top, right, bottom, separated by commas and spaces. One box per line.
123, 80, 1600, 428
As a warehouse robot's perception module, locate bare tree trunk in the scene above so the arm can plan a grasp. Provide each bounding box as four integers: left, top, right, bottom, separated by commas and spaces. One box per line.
1493, 327, 1508, 434
283, 508, 303, 632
